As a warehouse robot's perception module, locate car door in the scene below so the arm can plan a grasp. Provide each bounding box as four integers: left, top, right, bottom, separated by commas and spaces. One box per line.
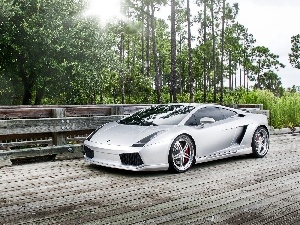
219, 107, 249, 148
186, 106, 239, 158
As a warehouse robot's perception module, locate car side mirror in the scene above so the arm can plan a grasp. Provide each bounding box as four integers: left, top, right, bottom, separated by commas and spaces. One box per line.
200, 117, 215, 124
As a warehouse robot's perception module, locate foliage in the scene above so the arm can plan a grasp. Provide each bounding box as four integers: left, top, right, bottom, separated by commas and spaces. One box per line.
253, 71, 284, 96
0, 0, 298, 130
289, 34, 300, 69
249, 46, 285, 90
222, 89, 300, 129
0, 0, 286, 105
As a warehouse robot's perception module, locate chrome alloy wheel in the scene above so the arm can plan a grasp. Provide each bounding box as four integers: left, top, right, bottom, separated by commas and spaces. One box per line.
170, 135, 195, 172
252, 127, 269, 158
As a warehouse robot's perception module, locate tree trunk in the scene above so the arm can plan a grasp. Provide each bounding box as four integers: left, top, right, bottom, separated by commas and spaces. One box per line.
22, 80, 34, 105
229, 51, 232, 90
178, 36, 183, 95
146, 4, 151, 77
246, 70, 249, 92
210, 0, 217, 103
220, 0, 226, 104
141, 0, 145, 75
170, 0, 177, 103
203, 0, 207, 103
34, 86, 45, 105
187, 0, 194, 103
19, 56, 34, 105
150, 3, 161, 103
257, 61, 261, 88
234, 71, 237, 89
240, 67, 242, 87
120, 31, 125, 104
244, 68, 246, 89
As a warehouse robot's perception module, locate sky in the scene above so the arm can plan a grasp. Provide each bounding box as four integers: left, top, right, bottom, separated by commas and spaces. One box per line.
84, 0, 300, 88
83, 0, 123, 25
227, 0, 300, 88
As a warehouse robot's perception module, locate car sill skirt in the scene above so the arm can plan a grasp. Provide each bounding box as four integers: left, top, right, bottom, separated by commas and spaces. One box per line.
195, 147, 252, 164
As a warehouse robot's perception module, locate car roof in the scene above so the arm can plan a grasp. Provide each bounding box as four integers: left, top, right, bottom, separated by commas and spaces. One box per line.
151, 103, 243, 113
160, 103, 213, 107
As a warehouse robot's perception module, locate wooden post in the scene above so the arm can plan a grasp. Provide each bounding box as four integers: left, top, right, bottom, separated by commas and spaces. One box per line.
52, 108, 67, 146
111, 106, 124, 115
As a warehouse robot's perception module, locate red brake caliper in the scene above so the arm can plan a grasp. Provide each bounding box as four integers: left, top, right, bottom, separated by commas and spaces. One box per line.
256, 134, 260, 142
184, 145, 189, 164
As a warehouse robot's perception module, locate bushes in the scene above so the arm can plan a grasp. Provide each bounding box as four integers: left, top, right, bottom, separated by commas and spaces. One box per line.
270, 92, 300, 129
222, 89, 300, 129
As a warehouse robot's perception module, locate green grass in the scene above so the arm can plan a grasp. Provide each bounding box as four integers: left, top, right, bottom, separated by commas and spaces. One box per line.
224, 89, 300, 129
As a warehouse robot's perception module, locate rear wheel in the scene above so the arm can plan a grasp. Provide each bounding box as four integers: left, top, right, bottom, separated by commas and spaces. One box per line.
169, 134, 195, 173
252, 127, 269, 158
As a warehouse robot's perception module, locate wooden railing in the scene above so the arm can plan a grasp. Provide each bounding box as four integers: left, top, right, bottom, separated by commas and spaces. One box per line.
0, 105, 151, 167
0, 104, 269, 167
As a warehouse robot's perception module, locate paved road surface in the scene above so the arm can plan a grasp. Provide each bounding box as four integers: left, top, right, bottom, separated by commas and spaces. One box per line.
1, 133, 300, 225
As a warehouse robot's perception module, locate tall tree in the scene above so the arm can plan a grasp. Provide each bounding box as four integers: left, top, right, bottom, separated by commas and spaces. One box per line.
289, 34, 300, 69
0, 0, 89, 104
203, 0, 208, 102
250, 46, 285, 88
119, 29, 126, 104
150, 1, 161, 103
220, 0, 225, 103
209, 0, 217, 102
170, 0, 177, 102
146, 2, 151, 77
254, 71, 284, 96
187, 0, 194, 102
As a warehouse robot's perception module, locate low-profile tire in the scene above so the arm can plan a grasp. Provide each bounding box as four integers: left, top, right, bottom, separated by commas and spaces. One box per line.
252, 127, 269, 158
169, 134, 195, 173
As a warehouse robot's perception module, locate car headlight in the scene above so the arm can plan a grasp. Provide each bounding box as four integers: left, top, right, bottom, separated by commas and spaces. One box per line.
86, 125, 104, 141
132, 131, 165, 147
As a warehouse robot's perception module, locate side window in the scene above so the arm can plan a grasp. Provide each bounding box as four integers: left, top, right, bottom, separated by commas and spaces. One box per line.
185, 107, 224, 126
220, 108, 237, 119
206, 107, 224, 121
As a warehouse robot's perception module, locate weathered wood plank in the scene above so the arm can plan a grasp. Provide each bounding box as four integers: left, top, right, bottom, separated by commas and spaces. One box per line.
0, 144, 83, 165
0, 108, 52, 119
65, 107, 112, 117
0, 140, 51, 148
0, 130, 93, 150
0, 115, 123, 135
0, 105, 153, 119
0, 130, 93, 141
0, 107, 112, 119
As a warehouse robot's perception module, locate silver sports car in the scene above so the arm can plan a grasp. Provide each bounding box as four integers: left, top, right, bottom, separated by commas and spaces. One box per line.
84, 104, 269, 173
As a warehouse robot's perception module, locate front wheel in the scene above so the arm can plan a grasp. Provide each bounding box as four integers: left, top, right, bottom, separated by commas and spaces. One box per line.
169, 134, 195, 173
252, 127, 269, 158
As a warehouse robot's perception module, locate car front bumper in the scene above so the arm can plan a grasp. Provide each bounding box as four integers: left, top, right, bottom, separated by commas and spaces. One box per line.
83, 141, 170, 171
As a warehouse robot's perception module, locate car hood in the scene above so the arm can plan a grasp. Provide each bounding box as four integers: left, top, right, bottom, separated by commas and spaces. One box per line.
89, 121, 172, 146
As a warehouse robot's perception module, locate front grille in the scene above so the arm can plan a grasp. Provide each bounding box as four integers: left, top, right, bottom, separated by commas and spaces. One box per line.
84, 145, 94, 159
119, 153, 143, 166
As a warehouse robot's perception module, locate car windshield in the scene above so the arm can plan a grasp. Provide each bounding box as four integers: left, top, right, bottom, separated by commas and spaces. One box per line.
118, 105, 195, 126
